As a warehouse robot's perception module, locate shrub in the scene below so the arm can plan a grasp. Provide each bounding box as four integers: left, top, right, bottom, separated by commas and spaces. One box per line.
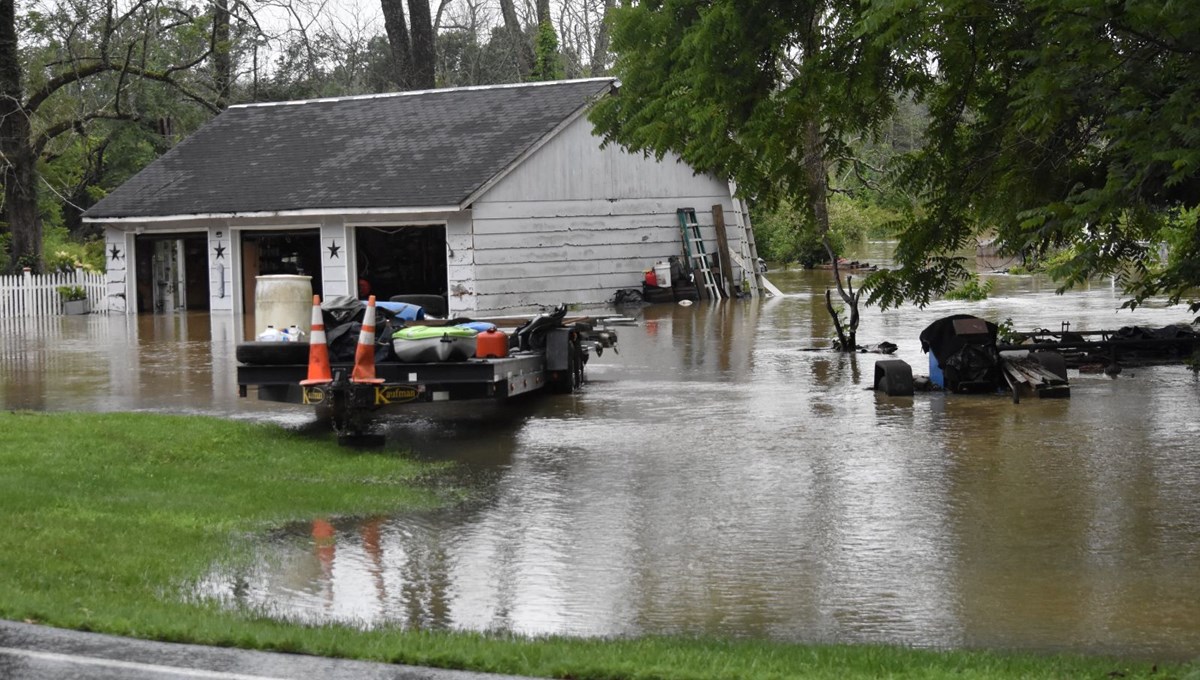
56, 285, 87, 301
944, 276, 993, 301
752, 199, 847, 267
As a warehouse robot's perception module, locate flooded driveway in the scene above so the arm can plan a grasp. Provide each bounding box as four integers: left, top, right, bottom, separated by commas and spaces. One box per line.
3, 250, 1199, 660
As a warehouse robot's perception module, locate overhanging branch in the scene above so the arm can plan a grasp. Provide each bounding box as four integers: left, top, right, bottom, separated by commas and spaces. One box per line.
34, 111, 142, 160
26, 61, 220, 117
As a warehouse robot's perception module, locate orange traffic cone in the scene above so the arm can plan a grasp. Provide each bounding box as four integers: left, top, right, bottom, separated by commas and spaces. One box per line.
351, 295, 385, 384
300, 295, 332, 386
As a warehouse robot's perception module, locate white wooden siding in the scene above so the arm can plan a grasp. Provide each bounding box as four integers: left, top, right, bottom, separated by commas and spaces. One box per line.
471, 115, 740, 312
208, 224, 235, 312
481, 118, 726, 204
320, 221, 351, 298
104, 227, 132, 313
445, 211, 476, 315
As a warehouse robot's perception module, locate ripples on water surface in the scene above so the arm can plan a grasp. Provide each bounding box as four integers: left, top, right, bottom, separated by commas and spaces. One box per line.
2, 252, 1198, 660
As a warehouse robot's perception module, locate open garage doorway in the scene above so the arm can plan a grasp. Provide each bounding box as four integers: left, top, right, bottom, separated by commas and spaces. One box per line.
239, 231, 324, 317
355, 225, 447, 314
134, 233, 210, 313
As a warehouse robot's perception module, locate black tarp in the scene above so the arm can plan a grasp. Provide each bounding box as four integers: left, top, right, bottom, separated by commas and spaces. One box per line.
919, 314, 1001, 392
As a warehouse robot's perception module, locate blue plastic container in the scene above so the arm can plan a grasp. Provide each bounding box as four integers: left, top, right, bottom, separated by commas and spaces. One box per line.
456, 321, 497, 333
928, 353, 945, 389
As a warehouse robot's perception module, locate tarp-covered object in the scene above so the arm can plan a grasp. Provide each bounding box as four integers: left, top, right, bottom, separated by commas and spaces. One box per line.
920, 314, 1001, 392
320, 296, 399, 363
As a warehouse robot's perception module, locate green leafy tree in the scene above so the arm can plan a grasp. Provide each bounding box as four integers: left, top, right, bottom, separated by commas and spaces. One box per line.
1, 0, 227, 274
864, 0, 1200, 312
754, 199, 850, 267
591, 0, 904, 350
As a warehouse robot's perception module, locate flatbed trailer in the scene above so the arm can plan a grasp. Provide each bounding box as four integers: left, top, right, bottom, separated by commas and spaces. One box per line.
998, 329, 1197, 368
236, 315, 616, 442
240, 351, 553, 407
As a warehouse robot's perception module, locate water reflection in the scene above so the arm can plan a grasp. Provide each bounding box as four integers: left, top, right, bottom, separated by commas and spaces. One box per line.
2, 251, 1198, 660
0, 312, 292, 421
203, 266, 1197, 659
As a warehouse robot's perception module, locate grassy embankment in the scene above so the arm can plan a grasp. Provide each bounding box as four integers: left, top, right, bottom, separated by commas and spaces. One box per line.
0, 410, 1191, 679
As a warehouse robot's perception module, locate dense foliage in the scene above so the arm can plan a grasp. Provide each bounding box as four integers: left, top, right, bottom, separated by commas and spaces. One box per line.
589, 0, 906, 349
1, 0, 606, 274
5, 0, 1197, 314
1, 0, 231, 272
863, 0, 1200, 310
753, 194, 899, 267
594, 0, 1200, 312
590, 0, 901, 215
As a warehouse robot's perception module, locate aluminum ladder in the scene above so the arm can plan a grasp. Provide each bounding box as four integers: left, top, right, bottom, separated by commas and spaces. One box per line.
736, 198, 763, 297
677, 208, 725, 300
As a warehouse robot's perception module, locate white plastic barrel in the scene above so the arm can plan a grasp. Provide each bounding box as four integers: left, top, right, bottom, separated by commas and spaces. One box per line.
255, 275, 313, 337
653, 261, 672, 288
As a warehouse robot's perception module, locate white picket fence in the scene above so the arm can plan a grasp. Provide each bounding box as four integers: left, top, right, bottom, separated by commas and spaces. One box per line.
0, 269, 107, 317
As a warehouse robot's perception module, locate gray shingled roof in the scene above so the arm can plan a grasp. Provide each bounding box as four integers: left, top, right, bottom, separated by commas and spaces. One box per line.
84, 78, 616, 220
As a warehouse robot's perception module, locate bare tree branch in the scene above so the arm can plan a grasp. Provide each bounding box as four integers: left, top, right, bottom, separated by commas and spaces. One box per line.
35, 110, 141, 159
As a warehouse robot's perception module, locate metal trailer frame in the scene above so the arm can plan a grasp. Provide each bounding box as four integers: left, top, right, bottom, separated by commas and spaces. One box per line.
238, 352, 552, 404
236, 323, 609, 442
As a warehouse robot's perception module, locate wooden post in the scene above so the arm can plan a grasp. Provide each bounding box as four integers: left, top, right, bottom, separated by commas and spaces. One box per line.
21, 268, 32, 317
711, 205, 736, 297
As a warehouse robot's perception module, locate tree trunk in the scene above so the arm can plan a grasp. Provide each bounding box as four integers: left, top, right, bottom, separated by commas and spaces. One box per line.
0, 0, 41, 274
3, 146, 42, 273
498, 0, 533, 77
801, 118, 830, 239
212, 0, 232, 107
536, 0, 550, 27
590, 0, 615, 76
406, 0, 435, 89
795, 8, 857, 352
803, 108, 860, 352
381, 0, 413, 89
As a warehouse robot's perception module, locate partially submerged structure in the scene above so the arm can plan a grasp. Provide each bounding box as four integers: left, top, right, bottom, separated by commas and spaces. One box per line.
875, 314, 1071, 401
82, 78, 754, 321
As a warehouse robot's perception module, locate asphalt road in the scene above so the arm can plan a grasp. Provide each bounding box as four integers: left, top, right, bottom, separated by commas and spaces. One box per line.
0, 620, 533, 680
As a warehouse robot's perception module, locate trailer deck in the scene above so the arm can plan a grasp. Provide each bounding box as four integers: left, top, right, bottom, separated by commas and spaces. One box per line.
236, 309, 617, 442
239, 351, 552, 407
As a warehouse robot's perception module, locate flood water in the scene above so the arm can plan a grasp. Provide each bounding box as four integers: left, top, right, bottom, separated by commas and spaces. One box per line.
3, 244, 1199, 661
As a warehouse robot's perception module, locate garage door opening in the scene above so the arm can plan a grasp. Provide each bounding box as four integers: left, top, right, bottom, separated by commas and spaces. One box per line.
355, 225, 447, 311
134, 233, 210, 313
240, 231, 323, 317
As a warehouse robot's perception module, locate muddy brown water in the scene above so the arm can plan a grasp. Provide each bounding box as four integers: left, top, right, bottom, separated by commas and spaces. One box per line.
2, 248, 1198, 661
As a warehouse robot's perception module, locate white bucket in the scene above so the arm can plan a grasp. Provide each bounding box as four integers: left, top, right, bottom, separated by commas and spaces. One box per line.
653, 261, 672, 288
255, 275, 313, 336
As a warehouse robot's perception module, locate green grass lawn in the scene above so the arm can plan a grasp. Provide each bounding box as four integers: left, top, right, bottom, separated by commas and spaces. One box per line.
0, 411, 1192, 679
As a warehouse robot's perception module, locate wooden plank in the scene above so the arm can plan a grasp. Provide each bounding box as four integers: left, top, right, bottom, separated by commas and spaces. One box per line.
475, 288, 617, 312
474, 271, 636, 295
472, 212, 689, 235
474, 229, 679, 251
476, 259, 646, 280
712, 205, 735, 297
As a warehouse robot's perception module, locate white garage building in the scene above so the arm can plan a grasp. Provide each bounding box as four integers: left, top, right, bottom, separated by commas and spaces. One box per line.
82, 78, 757, 323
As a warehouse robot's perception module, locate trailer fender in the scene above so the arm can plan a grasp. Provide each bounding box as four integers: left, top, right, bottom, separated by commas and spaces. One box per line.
1032, 350, 1068, 381
546, 328, 571, 372
874, 359, 915, 397
547, 328, 582, 393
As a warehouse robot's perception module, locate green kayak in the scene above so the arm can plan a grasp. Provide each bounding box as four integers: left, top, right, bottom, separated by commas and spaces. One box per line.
391, 325, 478, 362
